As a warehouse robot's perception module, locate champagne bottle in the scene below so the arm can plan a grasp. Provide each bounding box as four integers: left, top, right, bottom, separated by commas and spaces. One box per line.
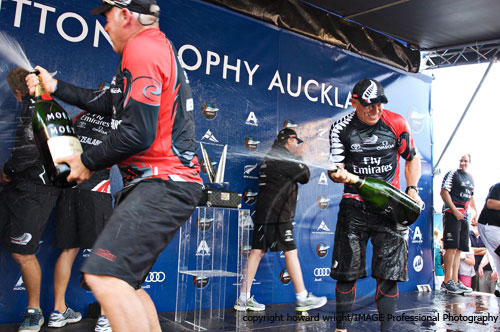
345, 172, 421, 226
32, 80, 83, 187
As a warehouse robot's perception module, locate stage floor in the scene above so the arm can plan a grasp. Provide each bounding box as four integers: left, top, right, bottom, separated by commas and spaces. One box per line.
1, 290, 499, 331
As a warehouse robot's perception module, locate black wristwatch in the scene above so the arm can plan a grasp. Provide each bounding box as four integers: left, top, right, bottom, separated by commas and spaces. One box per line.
405, 186, 418, 194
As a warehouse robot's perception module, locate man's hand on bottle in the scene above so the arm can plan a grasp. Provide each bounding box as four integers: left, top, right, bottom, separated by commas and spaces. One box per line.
407, 189, 424, 209
25, 65, 58, 96
328, 165, 349, 183
54, 153, 93, 185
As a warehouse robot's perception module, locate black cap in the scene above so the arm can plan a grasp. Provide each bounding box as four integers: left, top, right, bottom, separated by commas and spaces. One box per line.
277, 128, 303, 144
352, 78, 388, 107
91, 0, 160, 16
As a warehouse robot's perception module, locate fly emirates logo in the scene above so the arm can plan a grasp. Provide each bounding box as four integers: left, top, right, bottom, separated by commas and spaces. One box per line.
352, 156, 392, 175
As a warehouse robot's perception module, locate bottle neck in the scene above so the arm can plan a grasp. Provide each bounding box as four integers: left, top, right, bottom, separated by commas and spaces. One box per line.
35, 83, 52, 101
347, 173, 364, 188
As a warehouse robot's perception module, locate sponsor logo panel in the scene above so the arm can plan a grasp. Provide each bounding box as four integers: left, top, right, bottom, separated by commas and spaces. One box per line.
413, 255, 424, 273
244, 136, 260, 151
313, 267, 331, 281
143, 271, 166, 288
202, 102, 218, 120
280, 269, 291, 284
316, 242, 330, 258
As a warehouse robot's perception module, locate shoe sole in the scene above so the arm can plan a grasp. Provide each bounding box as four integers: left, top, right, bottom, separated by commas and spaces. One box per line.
247, 305, 265, 312
95, 327, 112, 332
234, 305, 248, 311
48, 316, 82, 327
296, 297, 327, 312
445, 289, 464, 294
234, 304, 265, 312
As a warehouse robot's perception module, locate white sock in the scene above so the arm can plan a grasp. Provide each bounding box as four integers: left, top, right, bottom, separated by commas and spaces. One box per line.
240, 292, 250, 302
296, 290, 308, 301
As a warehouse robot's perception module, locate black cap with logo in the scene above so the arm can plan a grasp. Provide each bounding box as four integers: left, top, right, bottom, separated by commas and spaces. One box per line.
352, 78, 388, 107
277, 128, 303, 144
91, 0, 160, 16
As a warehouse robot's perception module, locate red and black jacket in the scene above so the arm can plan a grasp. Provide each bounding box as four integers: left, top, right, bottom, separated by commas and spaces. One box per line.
54, 28, 201, 186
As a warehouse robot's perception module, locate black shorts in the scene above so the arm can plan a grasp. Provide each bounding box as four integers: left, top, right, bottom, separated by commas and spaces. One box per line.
443, 213, 469, 251
0, 181, 60, 254
330, 201, 409, 282
54, 188, 113, 249
81, 179, 202, 289
251, 222, 296, 252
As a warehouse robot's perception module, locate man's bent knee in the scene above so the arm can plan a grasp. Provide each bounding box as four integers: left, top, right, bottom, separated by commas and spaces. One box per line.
84, 273, 132, 293
84, 273, 116, 294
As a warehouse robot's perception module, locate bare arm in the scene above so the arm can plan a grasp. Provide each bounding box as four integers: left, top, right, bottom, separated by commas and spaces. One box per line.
471, 247, 488, 255
486, 198, 500, 210
470, 195, 478, 223
441, 189, 465, 220
405, 154, 422, 205
463, 253, 475, 266
478, 253, 490, 278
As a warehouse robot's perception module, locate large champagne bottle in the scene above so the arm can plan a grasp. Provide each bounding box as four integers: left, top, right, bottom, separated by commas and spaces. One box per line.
346, 172, 421, 226
32, 81, 83, 187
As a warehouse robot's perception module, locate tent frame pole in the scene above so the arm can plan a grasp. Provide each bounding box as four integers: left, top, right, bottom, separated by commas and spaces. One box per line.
433, 58, 497, 172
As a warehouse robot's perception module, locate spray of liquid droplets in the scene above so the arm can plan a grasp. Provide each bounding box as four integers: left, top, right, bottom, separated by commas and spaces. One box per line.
0, 31, 34, 72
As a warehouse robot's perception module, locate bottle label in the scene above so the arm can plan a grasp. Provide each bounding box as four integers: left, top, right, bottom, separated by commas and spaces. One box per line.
47, 136, 83, 163
46, 111, 70, 121
48, 124, 76, 136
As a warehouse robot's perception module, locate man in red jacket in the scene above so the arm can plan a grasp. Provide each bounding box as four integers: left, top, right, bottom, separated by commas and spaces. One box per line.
328, 78, 421, 332
27, 1, 202, 331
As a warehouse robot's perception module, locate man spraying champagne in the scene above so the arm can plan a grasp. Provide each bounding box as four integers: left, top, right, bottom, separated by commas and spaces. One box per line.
328, 78, 422, 332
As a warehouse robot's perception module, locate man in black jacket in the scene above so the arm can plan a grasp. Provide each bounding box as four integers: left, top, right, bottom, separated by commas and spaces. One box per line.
1, 67, 64, 332
235, 128, 327, 312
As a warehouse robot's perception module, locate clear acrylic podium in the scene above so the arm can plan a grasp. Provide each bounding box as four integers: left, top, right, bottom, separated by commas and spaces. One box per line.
175, 207, 251, 330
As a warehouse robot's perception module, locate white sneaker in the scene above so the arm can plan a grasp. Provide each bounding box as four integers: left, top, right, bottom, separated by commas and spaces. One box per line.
47, 307, 82, 328
95, 315, 112, 332
234, 295, 265, 311
296, 293, 327, 312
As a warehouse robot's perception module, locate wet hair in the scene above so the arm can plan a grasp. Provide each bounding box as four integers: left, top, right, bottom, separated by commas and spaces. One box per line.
6, 67, 29, 96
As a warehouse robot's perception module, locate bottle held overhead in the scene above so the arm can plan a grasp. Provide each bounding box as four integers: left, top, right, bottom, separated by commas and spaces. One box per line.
31, 73, 82, 187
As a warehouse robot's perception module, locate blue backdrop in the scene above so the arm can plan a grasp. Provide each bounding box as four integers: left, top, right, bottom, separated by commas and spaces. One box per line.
0, 0, 433, 324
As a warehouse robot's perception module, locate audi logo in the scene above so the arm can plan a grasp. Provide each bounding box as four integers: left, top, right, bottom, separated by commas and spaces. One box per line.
313, 267, 331, 277
144, 272, 166, 283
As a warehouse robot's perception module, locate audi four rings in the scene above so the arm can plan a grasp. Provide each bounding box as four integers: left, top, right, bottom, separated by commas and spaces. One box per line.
313, 267, 331, 277
144, 271, 166, 282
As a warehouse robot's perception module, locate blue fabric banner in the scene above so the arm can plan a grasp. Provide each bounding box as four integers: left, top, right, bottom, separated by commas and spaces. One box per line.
0, 0, 432, 323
